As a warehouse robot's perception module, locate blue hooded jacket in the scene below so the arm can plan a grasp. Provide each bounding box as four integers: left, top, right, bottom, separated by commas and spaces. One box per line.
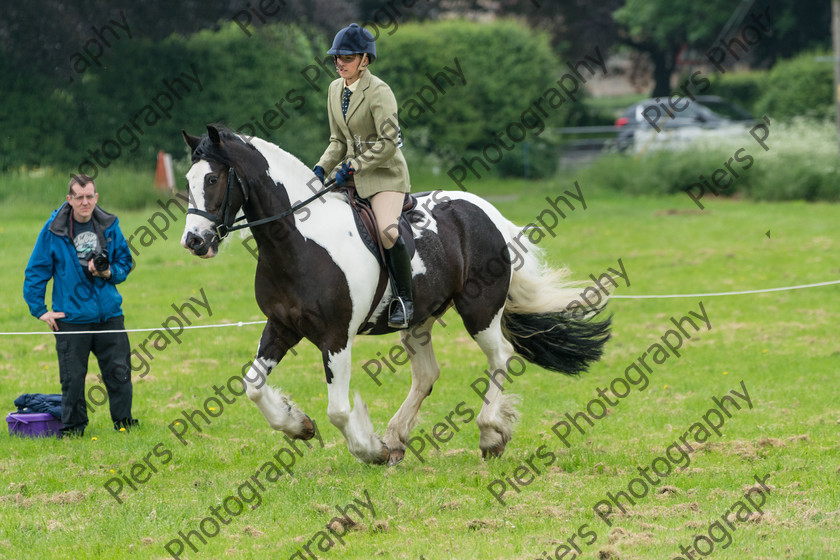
23, 202, 134, 324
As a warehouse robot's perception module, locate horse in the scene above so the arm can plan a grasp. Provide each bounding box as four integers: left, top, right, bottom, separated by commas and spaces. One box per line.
180, 125, 610, 465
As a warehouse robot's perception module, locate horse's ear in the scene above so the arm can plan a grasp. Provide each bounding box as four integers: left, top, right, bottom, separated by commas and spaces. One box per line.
182, 130, 200, 152
207, 125, 221, 144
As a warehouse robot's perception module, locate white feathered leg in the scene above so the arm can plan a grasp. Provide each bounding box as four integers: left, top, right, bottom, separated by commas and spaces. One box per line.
383, 317, 441, 464
325, 346, 389, 464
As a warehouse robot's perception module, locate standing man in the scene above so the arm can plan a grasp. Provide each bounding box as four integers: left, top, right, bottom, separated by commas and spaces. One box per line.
24, 174, 137, 437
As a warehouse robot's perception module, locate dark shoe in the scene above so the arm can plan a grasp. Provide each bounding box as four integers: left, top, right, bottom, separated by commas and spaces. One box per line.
384, 237, 414, 329
388, 298, 414, 330
114, 418, 139, 432
59, 426, 85, 439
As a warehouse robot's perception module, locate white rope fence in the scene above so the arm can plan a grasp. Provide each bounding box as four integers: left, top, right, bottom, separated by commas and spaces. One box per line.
0, 321, 267, 336
609, 279, 840, 299
3, 280, 837, 336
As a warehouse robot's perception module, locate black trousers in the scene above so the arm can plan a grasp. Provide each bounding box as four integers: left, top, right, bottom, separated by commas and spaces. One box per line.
54, 315, 134, 433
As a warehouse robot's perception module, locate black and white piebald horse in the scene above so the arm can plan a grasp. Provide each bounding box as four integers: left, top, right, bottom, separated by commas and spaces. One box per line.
180, 125, 610, 465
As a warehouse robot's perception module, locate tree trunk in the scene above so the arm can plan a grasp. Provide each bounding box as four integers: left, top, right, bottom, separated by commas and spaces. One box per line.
648, 46, 674, 98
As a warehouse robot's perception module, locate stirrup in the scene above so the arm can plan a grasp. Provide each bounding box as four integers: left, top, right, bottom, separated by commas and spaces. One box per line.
388, 297, 409, 329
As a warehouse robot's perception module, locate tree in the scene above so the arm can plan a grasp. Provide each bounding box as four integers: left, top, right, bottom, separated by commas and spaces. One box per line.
495, 0, 622, 57
612, 0, 735, 97
745, 0, 831, 65
0, 0, 357, 83
491, 0, 830, 97
613, 0, 831, 97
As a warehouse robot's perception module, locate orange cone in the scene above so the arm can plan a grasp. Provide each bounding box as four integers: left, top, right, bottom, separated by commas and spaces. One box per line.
154, 150, 175, 191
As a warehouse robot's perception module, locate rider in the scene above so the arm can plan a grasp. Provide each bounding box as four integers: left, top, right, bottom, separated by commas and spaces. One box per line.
313, 23, 414, 329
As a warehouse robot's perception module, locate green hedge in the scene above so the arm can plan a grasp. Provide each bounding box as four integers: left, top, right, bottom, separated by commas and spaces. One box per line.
709, 50, 833, 120
0, 60, 76, 170
707, 70, 768, 114
377, 19, 606, 178
0, 23, 331, 174
52, 24, 330, 177
1, 19, 589, 181
376, 20, 558, 178
754, 50, 834, 120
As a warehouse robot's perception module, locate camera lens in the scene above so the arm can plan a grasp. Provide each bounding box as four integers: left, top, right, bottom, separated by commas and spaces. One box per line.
92, 252, 109, 272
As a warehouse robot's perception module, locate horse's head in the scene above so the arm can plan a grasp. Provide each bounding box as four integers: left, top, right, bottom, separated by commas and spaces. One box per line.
180, 125, 249, 258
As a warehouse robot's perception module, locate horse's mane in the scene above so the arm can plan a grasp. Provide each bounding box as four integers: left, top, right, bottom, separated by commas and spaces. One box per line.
191, 124, 257, 165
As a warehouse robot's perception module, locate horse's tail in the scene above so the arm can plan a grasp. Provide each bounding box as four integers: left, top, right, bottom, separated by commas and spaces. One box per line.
501, 222, 611, 375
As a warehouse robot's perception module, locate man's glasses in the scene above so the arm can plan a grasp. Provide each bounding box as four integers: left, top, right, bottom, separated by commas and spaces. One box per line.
70, 194, 96, 201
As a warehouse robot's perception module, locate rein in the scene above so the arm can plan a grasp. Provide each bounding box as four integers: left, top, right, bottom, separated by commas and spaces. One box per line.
187, 167, 339, 239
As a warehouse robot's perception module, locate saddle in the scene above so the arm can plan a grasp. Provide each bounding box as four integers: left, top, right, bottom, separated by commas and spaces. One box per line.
334, 186, 418, 264
334, 185, 423, 333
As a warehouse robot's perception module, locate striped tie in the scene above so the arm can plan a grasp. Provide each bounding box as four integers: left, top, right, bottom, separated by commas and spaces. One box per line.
342, 88, 352, 118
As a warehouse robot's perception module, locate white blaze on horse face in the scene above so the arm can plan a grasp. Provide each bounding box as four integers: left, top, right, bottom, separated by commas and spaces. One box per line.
181, 160, 216, 248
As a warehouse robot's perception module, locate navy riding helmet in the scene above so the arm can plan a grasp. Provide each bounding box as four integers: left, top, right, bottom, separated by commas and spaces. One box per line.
327, 23, 376, 62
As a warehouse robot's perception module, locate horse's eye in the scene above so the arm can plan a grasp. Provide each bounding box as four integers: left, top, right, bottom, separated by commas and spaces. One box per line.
208, 176, 218, 185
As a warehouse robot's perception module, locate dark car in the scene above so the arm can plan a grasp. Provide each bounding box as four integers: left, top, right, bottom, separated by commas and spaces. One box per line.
614, 95, 755, 152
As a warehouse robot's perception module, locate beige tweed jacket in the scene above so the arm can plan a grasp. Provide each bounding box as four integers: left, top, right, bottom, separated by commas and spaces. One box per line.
316, 70, 410, 198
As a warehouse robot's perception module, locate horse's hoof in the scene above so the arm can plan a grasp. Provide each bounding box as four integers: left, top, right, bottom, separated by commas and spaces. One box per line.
481, 444, 506, 460
388, 448, 405, 466
293, 415, 316, 440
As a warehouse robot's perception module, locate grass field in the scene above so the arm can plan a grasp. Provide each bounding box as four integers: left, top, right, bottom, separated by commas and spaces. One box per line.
0, 170, 838, 560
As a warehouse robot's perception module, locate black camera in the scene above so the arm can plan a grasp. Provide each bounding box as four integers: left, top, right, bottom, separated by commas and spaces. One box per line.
88, 250, 110, 273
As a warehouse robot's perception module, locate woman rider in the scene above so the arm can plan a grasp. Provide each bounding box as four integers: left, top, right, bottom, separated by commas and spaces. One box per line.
312, 23, 413, 329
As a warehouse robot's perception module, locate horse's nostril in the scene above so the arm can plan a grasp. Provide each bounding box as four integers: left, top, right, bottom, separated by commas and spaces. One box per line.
185, 231, 211, 256
186, 232, 204, 250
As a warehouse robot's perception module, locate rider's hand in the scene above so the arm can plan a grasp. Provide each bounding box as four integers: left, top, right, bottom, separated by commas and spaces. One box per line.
335, 163, 354, 187
313, 165, 325, 185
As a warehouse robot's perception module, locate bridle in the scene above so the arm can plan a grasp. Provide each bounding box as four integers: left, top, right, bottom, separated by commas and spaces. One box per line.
186, 165, 339, 240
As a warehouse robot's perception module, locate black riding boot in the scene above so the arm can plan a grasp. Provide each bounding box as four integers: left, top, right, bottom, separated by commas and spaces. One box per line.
384, 237, 414, 329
